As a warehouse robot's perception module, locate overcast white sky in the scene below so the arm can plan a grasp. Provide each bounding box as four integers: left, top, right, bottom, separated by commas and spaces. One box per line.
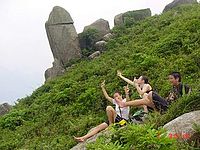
0, 0, 176, 105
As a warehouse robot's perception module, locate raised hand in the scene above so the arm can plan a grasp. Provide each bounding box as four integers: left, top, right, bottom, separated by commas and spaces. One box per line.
117, 70, 122, 77
133, 77, 139, 86
133, 77, 137, 83
124, 85, 129, 94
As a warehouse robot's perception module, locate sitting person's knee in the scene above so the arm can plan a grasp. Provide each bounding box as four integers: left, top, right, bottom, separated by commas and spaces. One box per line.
106, 106, 114, 111
147, 91, 152, 99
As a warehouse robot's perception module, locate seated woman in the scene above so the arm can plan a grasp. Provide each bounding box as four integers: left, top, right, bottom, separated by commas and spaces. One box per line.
117, 71, 153, 113
116, 71, 168, 113
74, 81, 130, 142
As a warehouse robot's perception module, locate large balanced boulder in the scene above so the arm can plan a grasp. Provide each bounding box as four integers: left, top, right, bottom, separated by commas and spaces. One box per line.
163, 110, 200, 141
0, 103, 11, 116
45, 6, 81, 81
114, 8, 151, 26
163, 0, 198, 12
83, 19, 110, 40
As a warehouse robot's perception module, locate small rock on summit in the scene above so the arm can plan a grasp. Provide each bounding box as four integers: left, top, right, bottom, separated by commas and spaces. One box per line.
114, 8, 151, 26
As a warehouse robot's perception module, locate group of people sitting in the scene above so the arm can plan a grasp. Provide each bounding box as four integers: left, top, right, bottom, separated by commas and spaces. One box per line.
74, 71, 191, 142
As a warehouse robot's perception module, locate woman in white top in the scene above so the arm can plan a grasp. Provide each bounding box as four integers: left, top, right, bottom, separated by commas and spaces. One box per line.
74, 80, 130, 142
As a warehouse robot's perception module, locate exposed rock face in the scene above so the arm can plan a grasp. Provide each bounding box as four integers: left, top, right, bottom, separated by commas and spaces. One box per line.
114, 13, 123, 26
163, 0, 198, 12
163, 110, 200, 141
88, 51, 101, 59
103, 33, 113, 42
45, 6, 81, 81
0, 103, 11, 116
83, 18, 111, 41
45, 59, 65, 81
94, 41, 107, 52
114, 8, 151, 26
79, 19, 110, 53
70, 130, 110, 150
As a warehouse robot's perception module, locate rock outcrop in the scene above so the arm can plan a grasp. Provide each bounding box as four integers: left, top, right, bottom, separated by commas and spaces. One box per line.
45, 6, 81, 81
45, 59, 65, 81
163, 0, 198, 12
114, 8, 151, 26
0, 103, 11, 116
83, 18, 111, 41
103, 33, 113, 42
79, 18, 110, 54
94, 41, 107, 52
88, 51, 101, 59
114, 13, 124, 26
163, 110, 200, 141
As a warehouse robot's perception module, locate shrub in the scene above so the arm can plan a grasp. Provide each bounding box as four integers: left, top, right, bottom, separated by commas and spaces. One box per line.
79, 28, 100, 57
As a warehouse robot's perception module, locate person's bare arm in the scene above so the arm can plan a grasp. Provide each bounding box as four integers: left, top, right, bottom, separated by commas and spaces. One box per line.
101, 81, 113, 103
117, 70, 135, 86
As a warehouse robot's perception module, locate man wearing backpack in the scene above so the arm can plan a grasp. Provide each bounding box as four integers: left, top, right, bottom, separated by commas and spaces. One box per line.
167, 72, 191, 103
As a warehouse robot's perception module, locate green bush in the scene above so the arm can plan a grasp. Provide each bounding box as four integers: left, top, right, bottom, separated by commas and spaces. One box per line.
79, 28, 100, 57
87, 124, 178, 150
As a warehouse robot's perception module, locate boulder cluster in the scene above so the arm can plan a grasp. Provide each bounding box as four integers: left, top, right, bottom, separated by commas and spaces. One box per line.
45, 0, 197, 81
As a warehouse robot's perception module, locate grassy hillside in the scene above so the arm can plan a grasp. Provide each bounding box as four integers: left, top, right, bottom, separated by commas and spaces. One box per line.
0, 4, 200, 149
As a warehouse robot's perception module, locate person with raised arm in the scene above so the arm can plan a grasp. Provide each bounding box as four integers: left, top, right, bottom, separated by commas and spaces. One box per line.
74, 81, 130, 142
116, 71, 168, 114
117, 71, 153, 113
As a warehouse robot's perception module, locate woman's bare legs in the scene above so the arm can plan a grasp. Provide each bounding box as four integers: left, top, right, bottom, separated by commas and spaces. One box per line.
74, 106, 116, 142
106, 106, 117, 124
115, 92, 155, 109
74, 123, 108, 142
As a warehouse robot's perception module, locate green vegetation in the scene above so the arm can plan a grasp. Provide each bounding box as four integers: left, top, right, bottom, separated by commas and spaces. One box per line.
87, 124, 178, 150
79, 28, 100, 57
0, 4, 200, 149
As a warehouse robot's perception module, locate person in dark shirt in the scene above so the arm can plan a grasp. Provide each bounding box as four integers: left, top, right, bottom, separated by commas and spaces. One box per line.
167, 72, 191, 103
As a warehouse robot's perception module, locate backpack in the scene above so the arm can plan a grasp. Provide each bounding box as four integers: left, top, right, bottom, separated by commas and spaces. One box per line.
114, 107, 128, 127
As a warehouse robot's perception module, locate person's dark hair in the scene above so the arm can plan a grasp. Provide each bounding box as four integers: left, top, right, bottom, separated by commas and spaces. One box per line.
169, 72, 181, 82
114, 90, 122, 95
141, 76, 149, 84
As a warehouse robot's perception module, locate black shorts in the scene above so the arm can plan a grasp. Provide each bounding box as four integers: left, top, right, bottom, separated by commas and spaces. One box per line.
105, 115, 126, 125
152, 91, 168, 113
